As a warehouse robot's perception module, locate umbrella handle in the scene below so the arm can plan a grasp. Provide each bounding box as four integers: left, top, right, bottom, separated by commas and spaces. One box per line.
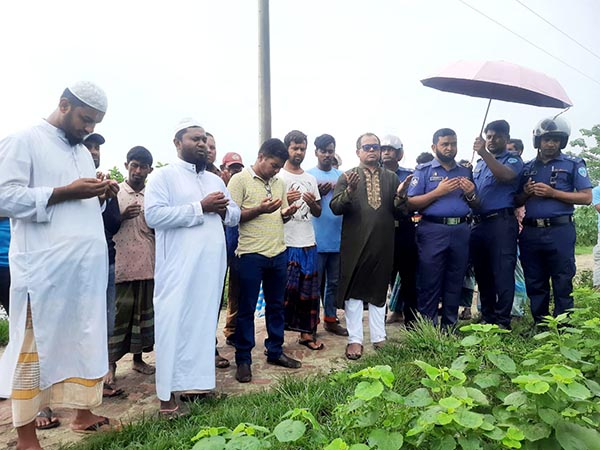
471, 98, 493, 164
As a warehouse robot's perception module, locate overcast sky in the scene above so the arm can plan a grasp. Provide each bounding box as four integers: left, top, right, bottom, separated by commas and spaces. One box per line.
1, 0, 599, 173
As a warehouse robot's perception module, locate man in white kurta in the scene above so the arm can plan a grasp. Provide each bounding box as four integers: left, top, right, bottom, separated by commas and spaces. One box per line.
0, 81, 119, 448
145, 119, 240, 414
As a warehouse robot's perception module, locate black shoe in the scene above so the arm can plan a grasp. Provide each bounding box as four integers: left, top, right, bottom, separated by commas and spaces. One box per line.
235, 363, 252, 383
226, 337, 235, 346
267, 353, 302, 369
324, 322, 349, 336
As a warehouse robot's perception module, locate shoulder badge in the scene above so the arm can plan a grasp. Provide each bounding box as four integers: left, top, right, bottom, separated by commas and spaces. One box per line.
410, 176, 419, 187
507, 157, 519, 164
578, 167, 588, 177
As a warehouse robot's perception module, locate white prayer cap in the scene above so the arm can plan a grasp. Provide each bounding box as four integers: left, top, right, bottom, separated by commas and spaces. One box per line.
174, 117, 203, 138
66, 81, 108, 113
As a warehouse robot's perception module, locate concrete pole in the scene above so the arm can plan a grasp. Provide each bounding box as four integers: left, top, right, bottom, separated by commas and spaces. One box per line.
258, 0, 272, 145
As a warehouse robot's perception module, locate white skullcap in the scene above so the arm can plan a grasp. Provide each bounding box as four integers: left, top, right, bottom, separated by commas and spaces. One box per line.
67, 81, 108, 113
174, 117, 203, 138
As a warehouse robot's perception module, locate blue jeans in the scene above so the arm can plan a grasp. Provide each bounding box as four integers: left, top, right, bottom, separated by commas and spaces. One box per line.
317, 252, 340, 320
234, 251, 287, 365
106, 263, 116, 338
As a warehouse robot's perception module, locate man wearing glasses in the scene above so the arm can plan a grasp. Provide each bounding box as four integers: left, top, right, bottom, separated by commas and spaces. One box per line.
227, 138, 300, 383
331, 133, 409, 360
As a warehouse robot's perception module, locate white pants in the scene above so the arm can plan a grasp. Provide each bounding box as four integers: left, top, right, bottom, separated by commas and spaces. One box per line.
344, 299, 386, 345
594, 234, 600, 287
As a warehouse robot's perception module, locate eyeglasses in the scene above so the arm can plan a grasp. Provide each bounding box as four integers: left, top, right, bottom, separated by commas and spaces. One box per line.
264, 183, 272, 199
361, 144, 381, 152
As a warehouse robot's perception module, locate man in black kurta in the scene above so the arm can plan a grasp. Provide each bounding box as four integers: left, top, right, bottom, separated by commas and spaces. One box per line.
331, 133, 407, 359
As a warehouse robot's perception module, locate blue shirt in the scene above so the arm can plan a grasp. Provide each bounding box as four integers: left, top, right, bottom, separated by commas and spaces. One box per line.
593, 186, 600, 231
0, 217, 10, 267
473, 150, 523, 214
307, 166, 343, 253
395, 166, 414, 183
408, 159, 473, 217
520, 153, 592, 219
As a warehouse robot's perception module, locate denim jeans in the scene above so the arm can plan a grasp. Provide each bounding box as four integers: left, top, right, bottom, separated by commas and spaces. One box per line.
317, 252, 340, 320
234, 251, 287, 365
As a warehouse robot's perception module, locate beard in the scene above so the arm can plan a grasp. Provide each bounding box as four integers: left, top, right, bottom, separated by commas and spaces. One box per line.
65, 132, 84, 146
435, 149, 455, 164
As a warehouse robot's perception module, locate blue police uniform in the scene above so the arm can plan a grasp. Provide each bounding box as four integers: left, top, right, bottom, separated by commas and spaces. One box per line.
471, 151, 523, 328
408, 159, 472, 326
390, 166, 418, 324
519, 153, 592, 323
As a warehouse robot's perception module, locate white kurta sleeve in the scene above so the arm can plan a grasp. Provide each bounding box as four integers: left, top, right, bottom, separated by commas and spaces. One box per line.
145, 170, 205, 229
222, 189, 240, 227
0, 135, 53, 222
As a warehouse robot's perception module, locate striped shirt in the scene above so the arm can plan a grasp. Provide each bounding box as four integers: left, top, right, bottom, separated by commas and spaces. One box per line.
228, 167, 288, 258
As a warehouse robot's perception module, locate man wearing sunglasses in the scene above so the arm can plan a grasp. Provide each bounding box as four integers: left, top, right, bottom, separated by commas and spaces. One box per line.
331, 133, 409, 360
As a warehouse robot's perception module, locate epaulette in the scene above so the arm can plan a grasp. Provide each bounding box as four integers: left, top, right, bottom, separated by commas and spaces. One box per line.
563, 154, 584, 164
415, 161, 433, 170
399, 166, 414, 173
459, 161, 473, 169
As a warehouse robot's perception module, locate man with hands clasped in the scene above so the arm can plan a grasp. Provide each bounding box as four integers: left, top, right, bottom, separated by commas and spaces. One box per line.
407, 128, 477, 328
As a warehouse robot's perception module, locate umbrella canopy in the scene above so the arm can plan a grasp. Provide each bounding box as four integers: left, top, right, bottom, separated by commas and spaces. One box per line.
421, 60, 572, 108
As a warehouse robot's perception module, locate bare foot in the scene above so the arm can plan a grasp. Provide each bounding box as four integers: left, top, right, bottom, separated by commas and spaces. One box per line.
132, 360, 155, 375
70, 409, 120, 433
105, 362, 117, 386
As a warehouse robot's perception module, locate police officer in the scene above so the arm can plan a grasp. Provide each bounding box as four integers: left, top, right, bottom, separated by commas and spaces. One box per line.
380, 135, 418, 325
471, 120, 523, 329
517, 116, 592, 324
407, 128, 477, 327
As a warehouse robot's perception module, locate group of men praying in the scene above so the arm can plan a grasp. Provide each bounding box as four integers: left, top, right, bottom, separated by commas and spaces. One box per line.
0, 81, 592, 450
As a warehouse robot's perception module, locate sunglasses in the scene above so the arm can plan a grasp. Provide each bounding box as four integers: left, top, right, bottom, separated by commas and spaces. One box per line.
264, 183, 272, 199
361, 144, 381, 152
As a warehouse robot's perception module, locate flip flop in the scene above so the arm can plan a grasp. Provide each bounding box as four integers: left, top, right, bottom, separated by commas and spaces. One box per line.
103, 383, 126, 398
36, 408, 60, 430
215, 354, 231, 369
72, 417, 121, 434
298, 339, 324, 351
345, 343, 363, 360
132, 362, 155, 375
159, 405, 188, 420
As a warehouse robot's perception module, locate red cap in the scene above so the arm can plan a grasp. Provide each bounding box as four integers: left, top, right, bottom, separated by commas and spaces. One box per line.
222, 152, 244, 168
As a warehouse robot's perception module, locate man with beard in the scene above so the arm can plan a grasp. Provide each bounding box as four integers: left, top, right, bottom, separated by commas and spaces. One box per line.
0, 81, 120, 449
471, 120, 523, 329
380, 135, 418, 326
407, 128, 477, 328
279, 130, 323, 350
331, 133, 408, 360
517, 116, 592, 324
145, 118, 240, 416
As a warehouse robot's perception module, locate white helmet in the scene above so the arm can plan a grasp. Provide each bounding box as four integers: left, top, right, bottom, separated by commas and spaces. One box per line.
532, 116, 571, 150
380, 134, 403, 151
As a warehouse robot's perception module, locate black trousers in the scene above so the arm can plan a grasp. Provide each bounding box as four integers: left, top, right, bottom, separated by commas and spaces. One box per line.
0, 265, 9, 315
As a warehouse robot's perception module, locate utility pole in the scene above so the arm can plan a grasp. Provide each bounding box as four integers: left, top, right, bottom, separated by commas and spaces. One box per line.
258, 0, 271, 145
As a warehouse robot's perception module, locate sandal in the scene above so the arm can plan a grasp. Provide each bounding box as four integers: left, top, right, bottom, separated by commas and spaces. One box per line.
103, 383, 126, 398
132, 361, 155, 375
298, 338, 324, 351
72, 416, 121, 434
345, 343, 363, 360
36, 407, 60, 430
215, 354, 231, 369
159, 405, 187, 420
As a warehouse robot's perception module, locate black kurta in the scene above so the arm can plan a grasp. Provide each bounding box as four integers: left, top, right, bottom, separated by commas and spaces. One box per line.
330, 166, 402, 308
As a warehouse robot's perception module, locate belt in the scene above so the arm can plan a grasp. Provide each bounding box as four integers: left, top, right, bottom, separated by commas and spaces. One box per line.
522, 215, 572, 228
421, 215, 468, 225
472, 207, 515, 224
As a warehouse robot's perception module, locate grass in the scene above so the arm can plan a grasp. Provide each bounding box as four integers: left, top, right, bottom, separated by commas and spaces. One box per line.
0, 319, 7, 346
575, 244, 594, 255
64, 315, 541, 450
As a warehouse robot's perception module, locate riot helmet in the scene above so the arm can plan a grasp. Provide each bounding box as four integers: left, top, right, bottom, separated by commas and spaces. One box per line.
532, 116, 571, 150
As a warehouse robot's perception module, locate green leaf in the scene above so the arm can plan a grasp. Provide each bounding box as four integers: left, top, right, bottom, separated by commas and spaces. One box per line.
520, 422, 551, 442
584, 378, 600, 396
533, 331, 552, 340
521, 358, 539, 367
192, 436, 227, 450
457, 436, 482, 450
486, 352, 516, 373
560, 380, 592, 399
415, 360, 441, 379
453, 409, 484, 429
460, 335, 482, 347
432, 435, 456, 450
555, 420, 600, 450
439, 396, 462, 410
524, 381, 550, 394
368, 428, 404, 450
448, 369, 467, 382
225, 436, 266, 450
324, 438, 349, 450
473, 373, 501, 389
437, 411, 453, 425
349, 445, 370, 450
451, 355, 478, 371
484, 427, 506, 441
382, 390, 404, 404
355, 380, 384, 401
501, 438, 522, 449
503, 391, 527, 407
404, 388, 433, 407
506, 427, 525, 441
559, 346, 582, 362
355, 410, 379, 428
550, 365, 579, 380
465, 387, 489, 405
538, 408, 560, 426
273, 419, 306, 442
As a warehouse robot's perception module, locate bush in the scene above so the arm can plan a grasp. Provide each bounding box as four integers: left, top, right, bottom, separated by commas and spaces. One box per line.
574, 205, 598, 246
0, 319, 8, 346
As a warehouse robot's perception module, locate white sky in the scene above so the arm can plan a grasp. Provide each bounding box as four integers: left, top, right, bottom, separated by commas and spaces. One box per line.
1, 0, 599, 173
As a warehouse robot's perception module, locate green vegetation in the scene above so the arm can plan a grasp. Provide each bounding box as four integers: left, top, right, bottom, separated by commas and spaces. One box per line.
0, 319, 7, 346
67, 286, 600, 450
575, 245, 594, 255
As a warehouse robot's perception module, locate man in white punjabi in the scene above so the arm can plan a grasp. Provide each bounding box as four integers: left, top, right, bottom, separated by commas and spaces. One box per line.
145, 118, 240, 417
330, 133, 408, 360
0, 82, 120, 449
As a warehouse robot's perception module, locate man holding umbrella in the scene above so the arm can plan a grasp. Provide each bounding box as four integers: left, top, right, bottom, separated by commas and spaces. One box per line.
471, 120, 523, 330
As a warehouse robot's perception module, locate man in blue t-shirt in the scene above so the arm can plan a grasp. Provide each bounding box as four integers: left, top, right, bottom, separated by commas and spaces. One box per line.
591, 186, 600, 287
307, 134, 348, 336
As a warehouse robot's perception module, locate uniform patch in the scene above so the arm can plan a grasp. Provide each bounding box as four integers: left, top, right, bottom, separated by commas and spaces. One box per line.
429, 176, 443, 182
410, 177, 419, 187
578, 167, 588, 177
507, 157, 518, 164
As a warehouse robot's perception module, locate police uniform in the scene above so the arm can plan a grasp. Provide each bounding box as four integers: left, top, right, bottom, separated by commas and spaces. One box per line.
408, 159, 472, 326
390, 166, 418, 324
471, 151, 523, 328
519, 153, 592, 323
